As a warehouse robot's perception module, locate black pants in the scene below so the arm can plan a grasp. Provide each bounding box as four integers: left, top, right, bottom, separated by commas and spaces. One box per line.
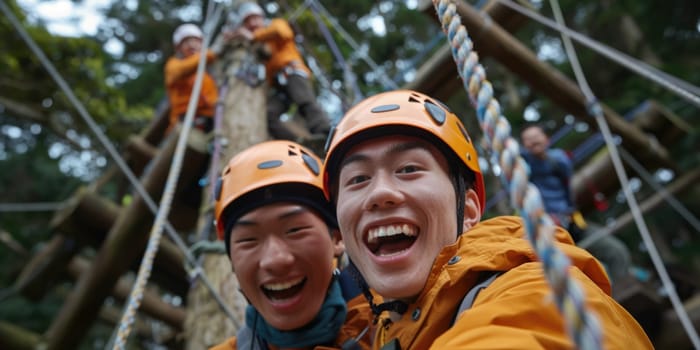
267, 74, 331, 140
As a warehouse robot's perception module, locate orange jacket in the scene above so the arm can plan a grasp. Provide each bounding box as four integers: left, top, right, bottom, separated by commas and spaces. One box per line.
164, 50, 218, 130
252, 18, 311, 83
373, 216, 653, 350
209, 294, 373, 350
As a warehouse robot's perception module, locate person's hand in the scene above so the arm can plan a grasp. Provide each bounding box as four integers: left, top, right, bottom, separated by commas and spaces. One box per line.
228, 27, 254, 42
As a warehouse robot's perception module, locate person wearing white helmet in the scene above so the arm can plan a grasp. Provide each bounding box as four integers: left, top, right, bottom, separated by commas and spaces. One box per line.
164, 23, 228, 208
227, 2, 332, 147
165, 23, 219, 134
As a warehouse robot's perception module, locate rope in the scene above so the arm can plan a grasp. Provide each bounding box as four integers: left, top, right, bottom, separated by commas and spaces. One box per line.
0, 0, 241, 343
431, 1, 602, 348
307, 0, 399, 90
494, 0, 700, 109
0, 201, 64, 212
308, 0, 364, 104
546, 0, 700, 346
112, 4, 227, 348
579, 147, 700, 249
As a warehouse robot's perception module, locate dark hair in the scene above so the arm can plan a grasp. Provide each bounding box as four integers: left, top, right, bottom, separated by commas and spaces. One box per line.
519, 122, 548, 138
221, 183, 337, 256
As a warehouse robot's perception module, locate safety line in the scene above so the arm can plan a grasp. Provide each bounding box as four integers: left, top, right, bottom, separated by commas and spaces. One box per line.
111, 4, 229, 348
432, 1, 602, 348
308, 0, 399, 89
308, 0, 364, 103
0, 201, 64, 212
578, 147, 700, 248
495, 0, 700, 108
0, 0, 241, 341
545, 0, 700, 347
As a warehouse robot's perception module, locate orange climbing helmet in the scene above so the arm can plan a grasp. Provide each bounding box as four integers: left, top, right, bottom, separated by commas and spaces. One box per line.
214, 140, 336, 248
322, 89, 485, 213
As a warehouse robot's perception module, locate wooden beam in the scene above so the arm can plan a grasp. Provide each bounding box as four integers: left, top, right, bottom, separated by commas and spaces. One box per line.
45, 132, 202, 349
51, 187, 188, 290
183, 42, 265, 349
572, 100, 690, 212
655, 293, 700, 349
413, 0, 674, 170
0, 321, 43, 350
68, 257, 185, 330
13, 234, 77, 300
577, 167, 700, 248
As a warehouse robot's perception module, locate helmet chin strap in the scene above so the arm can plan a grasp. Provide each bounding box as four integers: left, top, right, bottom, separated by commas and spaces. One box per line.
347, 260, 409, 317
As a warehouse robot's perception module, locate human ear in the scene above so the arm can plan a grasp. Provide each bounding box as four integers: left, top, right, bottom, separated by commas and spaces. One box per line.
462, 189, 482, 232
330, 228, 345, 258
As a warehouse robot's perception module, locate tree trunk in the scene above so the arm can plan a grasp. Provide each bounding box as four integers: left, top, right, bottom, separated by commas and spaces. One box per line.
183, 40, 268, 349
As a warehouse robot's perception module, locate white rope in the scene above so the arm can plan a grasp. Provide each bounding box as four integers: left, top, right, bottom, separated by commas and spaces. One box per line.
0, 201, 64, 212
546, 0, 700, 347
308, 0, 399, 89
579, 147, 700, 248
0, 0, 241, 339
111, 4, 232, 347
496, 0, 700, 108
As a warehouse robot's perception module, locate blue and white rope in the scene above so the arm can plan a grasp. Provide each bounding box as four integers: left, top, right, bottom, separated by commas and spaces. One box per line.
432, 1, 602, 348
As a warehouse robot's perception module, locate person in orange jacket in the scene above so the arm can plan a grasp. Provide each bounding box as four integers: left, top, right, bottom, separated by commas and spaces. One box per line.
321, 90, 653, 349
228, 2, 332, 143
165, 23, 222, 134
211, 140, 372, 350
164, 23, 228, 208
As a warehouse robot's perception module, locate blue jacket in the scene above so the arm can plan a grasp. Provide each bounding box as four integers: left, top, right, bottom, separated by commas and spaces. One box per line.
521, 148, 574, 215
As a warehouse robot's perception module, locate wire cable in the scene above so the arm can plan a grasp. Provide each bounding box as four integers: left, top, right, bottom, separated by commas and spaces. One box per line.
578, 147, 700, 249
545, 0, 700, 347
0, 201, 64, 212
432, 1, 602, 348
111, 4, 230, 348
0, 0, 241, 340
308, 0, 399, 90
495, 0, 700, 108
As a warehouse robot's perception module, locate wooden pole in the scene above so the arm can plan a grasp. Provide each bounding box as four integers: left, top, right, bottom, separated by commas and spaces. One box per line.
67, 257, 186, 330
45, 129, 200, 349
0, 321, 43, 350
572, 100, 688, 212
183, 40, 268, 349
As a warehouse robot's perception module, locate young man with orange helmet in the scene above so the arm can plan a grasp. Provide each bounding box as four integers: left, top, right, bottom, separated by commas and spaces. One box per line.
321, 90, 652, 349
211, 140, 371, 350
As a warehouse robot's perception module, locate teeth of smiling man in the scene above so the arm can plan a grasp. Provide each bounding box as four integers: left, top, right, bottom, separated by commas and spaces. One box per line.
367, 224, 417, 243
263, 277, 304, 291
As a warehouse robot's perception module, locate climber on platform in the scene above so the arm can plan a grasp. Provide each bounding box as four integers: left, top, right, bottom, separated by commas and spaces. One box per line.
226, 2, 332, 147
163, 23, 228, 208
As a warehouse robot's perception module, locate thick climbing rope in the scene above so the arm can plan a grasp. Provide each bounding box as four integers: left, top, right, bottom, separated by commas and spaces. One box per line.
542, 0, 700, 346
111, 5, 229, 348
551, 0, 700, 344
495, 0, 700, 109
431, 1, 602, 349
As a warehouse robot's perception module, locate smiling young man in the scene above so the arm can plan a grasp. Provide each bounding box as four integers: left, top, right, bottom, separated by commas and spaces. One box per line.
321, 90, 652, 349
211, 140, 371, 350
